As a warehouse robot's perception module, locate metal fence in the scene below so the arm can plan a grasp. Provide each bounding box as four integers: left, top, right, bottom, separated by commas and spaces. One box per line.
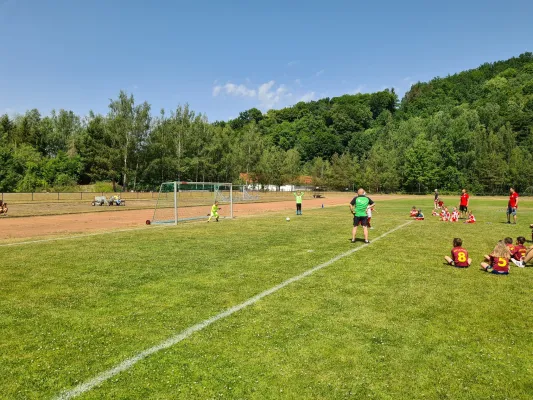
0, 192, 158, 203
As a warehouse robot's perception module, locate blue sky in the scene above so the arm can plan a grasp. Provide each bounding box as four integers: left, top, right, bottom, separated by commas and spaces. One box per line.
1, 0, 532, 121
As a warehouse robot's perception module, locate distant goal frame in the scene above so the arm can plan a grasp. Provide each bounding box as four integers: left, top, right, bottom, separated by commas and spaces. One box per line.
151, 181, 234, 225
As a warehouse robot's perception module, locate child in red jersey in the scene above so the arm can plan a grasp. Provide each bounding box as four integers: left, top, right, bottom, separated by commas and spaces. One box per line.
504, 237, 515, 256
367, 204, 375, 229
410, 206, 418, 217
464, 211, 476, 224
481, 241, 511, 275
444, 238, 471, 268
450, 207, 459, 222
510, 236, 527, 267
440, 207, 450, 222
437, 200, 444, 209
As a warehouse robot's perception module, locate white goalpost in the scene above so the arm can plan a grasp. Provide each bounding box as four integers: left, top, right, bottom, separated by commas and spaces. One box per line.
151, 182, 233, 225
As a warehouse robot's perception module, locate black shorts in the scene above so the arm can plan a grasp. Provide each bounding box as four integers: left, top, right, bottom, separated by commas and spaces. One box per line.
353, 216, 368, 227
460, 205, 468, 212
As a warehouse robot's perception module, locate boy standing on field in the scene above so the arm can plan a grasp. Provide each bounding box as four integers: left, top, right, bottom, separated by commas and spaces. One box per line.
349, 188, 374, 244
294, 191, 304, 215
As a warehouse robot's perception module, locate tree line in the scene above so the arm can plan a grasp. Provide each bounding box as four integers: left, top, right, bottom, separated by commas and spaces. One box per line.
1, 52, 533, 194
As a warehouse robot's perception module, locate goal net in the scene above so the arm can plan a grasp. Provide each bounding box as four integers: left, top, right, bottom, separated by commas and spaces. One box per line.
242, 186, 260, 201
151, 182, 233, 224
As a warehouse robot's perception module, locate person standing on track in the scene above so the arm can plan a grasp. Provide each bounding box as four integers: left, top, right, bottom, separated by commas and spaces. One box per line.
507, 187, 519, 224
459, 189, 469, 219
293, 191, 304, 215
349, 188, 375, 244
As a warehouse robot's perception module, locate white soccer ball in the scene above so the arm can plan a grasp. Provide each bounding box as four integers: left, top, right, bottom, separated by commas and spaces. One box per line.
286, 217, 290, 222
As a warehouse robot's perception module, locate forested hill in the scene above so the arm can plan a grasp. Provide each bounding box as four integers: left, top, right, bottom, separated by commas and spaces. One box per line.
1, 52, 533, 194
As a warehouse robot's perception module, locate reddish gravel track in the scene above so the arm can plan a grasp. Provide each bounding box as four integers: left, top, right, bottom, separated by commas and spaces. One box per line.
0, 195, 370, 241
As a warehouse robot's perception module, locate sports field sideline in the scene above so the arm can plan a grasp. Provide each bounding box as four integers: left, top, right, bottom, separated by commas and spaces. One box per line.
1, 196, 532, 399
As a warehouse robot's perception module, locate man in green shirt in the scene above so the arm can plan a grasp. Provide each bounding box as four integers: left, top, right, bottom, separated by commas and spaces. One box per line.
294, 191, 304, 215
349, 188, 375, 243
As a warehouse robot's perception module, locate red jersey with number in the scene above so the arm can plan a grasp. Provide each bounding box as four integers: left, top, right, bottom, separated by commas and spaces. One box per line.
460, 193, 469, 206
490, 256, 510, 273
513, 245, 527, 260
451, 247, 469, 267
508, 192, 519, 207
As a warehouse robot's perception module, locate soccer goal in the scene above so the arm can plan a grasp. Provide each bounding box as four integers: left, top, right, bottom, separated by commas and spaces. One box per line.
151, 182, 233, 225
242, 186, 260, 201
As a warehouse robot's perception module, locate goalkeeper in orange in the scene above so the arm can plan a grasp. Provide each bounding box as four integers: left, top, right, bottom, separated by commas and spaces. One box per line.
207, 201, 221, 222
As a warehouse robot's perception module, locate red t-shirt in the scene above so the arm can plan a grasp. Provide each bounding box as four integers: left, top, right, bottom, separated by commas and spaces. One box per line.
490, 256, 510, 273
506, 244, 515, 255
513, 245, 527, 260
460, 193, 469, 206
451, 247, 469, 267
508, 192, 519, 207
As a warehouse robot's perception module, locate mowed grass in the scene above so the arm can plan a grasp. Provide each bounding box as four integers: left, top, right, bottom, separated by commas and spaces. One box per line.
1, 197, 533, 399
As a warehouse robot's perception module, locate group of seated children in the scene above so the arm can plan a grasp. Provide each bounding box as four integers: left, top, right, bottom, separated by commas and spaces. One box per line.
445, 236, 528, 274
429, 205, 475, 223
410, 206, 424, 220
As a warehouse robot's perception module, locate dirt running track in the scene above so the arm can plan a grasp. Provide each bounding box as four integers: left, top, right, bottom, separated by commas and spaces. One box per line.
1, 195, 382, 241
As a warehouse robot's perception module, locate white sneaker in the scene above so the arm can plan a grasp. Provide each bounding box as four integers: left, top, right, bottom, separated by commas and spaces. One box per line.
511, 258, 525, 268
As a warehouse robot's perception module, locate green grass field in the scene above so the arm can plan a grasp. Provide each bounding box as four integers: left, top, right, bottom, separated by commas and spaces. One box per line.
1, 197, 533, 399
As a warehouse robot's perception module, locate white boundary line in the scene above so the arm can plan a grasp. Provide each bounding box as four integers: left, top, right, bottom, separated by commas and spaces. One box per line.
54, 220, 413, 399
0, 225, 168, 248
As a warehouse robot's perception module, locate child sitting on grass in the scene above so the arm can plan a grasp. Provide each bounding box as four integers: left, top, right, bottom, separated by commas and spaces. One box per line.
481, 241, 511, 275
410, 206, 418, 217
415, 209, 424, 220
444, 238, 471, 268
511, 236, 527, 267
440, 207, 450, 222
450, 207, 459, 222
504, 237, 515, 256
464, 211, 476, 224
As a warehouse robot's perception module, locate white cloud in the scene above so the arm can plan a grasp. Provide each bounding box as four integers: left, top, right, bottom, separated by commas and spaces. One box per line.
212, 83, 256, 98
288, 61, 298, 67
315, 69, 325, 77
298, 92, 316, 103
213, 80, 294, 110
258, 81, 293, 109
